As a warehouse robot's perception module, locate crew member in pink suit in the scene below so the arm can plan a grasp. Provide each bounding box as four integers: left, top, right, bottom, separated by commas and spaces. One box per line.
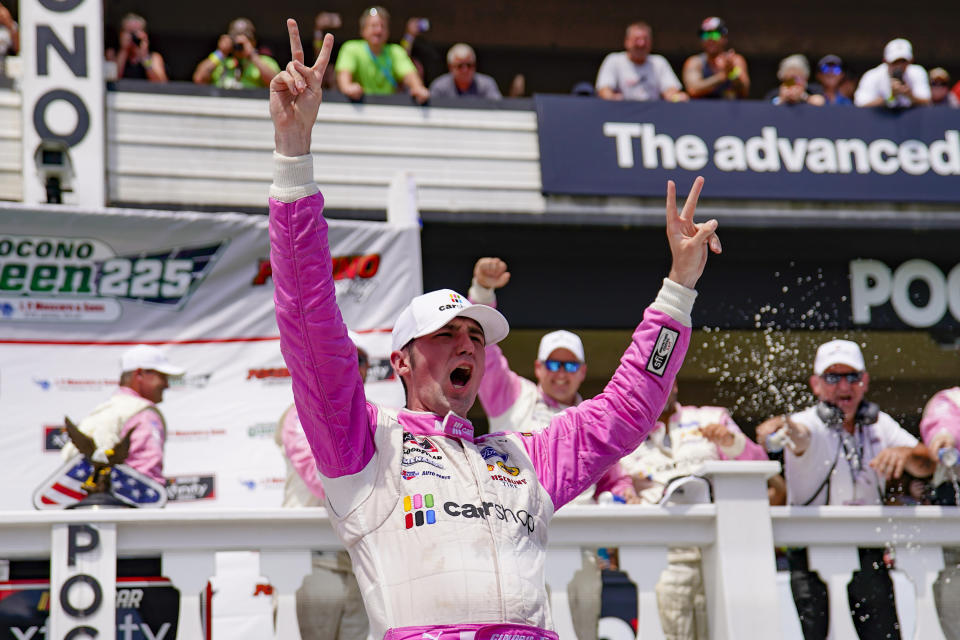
467, 256, 639, 640
268, 19, 721, 640
919, 386, 960, 639
61, 344, 184, 484
276, 332, 370, 640
620, 382, 766, 640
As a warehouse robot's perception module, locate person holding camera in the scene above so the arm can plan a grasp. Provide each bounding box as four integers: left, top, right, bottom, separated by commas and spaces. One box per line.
193, 17, 280, 89
854, 38, 931, 108
335, 6, 430, 103
114, 13, 167, 82
755, 339, 933, 640
770, 55, 824, 106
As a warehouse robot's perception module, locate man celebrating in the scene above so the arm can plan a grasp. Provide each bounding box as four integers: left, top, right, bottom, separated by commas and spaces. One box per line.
269, 19, 720, 639
62, 344, 184, 484
756, 339, 932, 640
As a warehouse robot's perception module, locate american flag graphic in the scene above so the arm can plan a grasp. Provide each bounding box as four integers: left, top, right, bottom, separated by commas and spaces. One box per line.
33, 456, 167, 509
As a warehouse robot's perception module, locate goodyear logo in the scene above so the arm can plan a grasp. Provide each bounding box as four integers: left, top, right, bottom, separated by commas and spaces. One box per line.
403, 493, 437, 528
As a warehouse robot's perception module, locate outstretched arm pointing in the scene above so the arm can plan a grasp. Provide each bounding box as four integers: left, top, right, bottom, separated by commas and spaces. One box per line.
270, 19, 334, 157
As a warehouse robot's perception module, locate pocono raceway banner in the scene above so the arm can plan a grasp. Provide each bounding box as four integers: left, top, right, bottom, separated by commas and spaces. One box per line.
0, 202, 419, 510
536, 95, 960, 203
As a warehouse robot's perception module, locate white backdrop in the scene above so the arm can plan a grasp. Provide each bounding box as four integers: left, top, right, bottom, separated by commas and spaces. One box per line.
0, 202, 420, 510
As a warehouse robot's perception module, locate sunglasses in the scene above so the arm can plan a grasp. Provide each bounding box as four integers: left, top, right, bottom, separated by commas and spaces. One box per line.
700, 31, 723, 41
932, 81, 950, 87
819, 63, 843, 75
544, 360, 581, 373
454, 61, 475, 70
821, 372, 863, 385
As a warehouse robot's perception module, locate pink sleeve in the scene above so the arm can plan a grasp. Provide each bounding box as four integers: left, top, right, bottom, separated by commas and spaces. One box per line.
522, 307, 688, 509
716, 409, 769, 461
120, 409, 165, 484
595, 463, 633, 498
281, 406, 326, 499
920, 390, 960, 447
270, 193, 378, 478
478, 343, 524, 418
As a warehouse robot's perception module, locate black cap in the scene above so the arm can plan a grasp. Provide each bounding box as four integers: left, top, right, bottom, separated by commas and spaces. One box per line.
699, 17, 728, 35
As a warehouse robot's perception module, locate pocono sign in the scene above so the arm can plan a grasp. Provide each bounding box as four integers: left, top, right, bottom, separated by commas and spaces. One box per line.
851, 259, 960, 329
20, 0, 105, 206
49, 523, 116, 639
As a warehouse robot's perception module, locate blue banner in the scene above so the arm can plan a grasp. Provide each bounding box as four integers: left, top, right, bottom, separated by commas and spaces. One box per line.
535, 95, 960, 202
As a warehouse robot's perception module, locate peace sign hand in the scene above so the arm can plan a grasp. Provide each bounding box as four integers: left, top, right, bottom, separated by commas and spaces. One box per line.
270, 19, 334, 157
665, 177, 721, 289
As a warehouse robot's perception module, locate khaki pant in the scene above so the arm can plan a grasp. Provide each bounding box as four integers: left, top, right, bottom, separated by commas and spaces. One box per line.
655, 548, 707, 640
296, 553, 369, 640
567, 549, 602, 640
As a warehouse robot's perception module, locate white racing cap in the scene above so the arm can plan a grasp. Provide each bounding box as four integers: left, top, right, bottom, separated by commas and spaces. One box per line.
537, 330, 585, 363
121, 344, 186, 376
391, 289, 509, 352
884, 38, 913, 63
813, 339, 865, 375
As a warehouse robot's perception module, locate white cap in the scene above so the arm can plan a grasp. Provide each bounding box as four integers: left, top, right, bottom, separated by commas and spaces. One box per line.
120, 344, 185, 376
391, 289, 509, 352
884, 38, 913, 63
537, 330, 585, 363
813, 339, 865, 375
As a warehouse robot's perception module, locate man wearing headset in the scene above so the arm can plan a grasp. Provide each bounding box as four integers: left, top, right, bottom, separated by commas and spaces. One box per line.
757, 339, 932, 640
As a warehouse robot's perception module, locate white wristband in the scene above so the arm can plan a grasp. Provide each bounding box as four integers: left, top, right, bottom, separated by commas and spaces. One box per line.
651, 278, 697, 327
269, 152, 319, 202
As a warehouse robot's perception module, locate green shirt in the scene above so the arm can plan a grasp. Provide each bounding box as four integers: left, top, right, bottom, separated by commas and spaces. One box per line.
334, 40, 416, 95
209, 54, 280, 89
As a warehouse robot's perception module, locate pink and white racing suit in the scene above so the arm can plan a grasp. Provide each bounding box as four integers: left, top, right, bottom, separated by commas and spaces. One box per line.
269, 154, 695, 640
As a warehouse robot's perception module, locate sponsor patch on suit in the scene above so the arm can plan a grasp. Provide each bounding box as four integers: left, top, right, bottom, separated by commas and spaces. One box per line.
646, 327, 679, 377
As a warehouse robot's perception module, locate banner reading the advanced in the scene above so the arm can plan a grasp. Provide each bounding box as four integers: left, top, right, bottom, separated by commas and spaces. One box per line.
536, 95, 960, 202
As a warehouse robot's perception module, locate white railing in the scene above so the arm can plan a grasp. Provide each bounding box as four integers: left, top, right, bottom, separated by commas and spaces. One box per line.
2, 461, 959, 640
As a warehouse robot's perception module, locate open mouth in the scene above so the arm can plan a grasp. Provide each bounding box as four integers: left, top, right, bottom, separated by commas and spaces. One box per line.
450, 366, 472, 389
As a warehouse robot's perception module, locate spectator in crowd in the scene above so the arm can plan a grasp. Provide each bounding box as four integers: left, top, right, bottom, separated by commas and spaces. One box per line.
192, 17, 280, 89
313, 11, 342, 89
595, 21, 687, 102
919, 386, 960, 638
929, 68, 959, 107
771, 55, 824, 106
467, 256, 640, 640
276, 333, 370, 640
755, 339, 933, 640
854, 38, 930, 108
682, 17, 749, 100
61, 345, 184, 485
0, 1, 19, 75
429, 43, 502, 99
814, 54, 852, 105
114, 13, 168, 82
335, 6, 430, 103
620, 382, 768, 640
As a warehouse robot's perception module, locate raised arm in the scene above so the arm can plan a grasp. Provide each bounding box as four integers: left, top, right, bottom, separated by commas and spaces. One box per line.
469, 258, 525, 418
524, 178, 721, 508
269, 21, 375, 478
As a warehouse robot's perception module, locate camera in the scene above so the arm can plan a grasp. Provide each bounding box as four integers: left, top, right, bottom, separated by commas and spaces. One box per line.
890, 68, 904, 82
131, 32, 142, 47
234, 39, 244, 54
33, 140, 74, 204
